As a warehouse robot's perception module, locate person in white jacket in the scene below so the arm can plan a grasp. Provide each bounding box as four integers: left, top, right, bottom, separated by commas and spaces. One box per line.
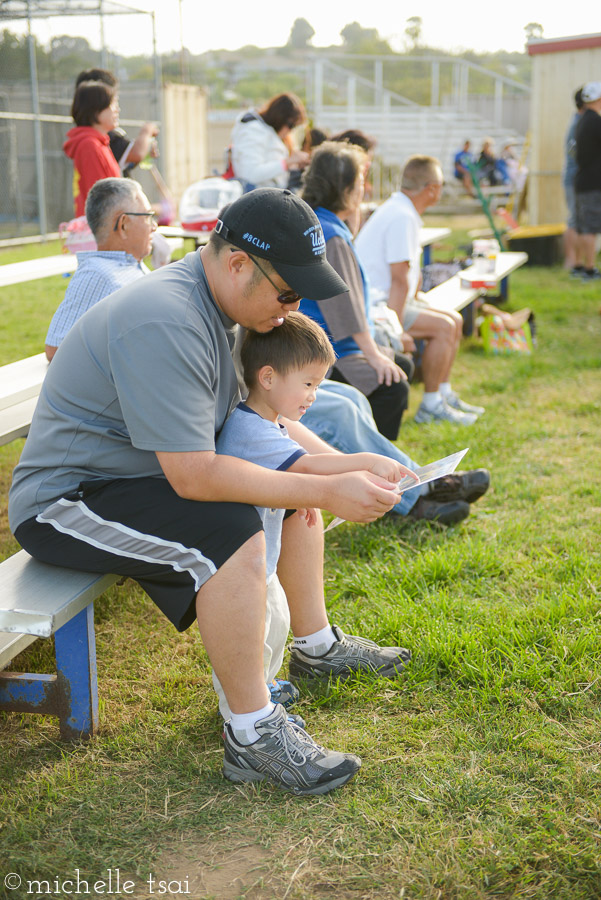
230, 93, 310, 191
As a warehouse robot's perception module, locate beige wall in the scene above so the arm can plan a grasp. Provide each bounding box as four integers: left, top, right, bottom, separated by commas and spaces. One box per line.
529, 42, 601, 225
162, 82, 209, 204
207, 116, 238, 177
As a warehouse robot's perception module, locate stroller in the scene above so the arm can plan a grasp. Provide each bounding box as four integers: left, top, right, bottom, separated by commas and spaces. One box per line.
178, 177, 243, 232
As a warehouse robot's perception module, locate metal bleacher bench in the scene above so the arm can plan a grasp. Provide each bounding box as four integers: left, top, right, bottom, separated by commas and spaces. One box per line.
0, 353, 49, 447
0, 558, 118, 740
0, 352, 118, 740
0, 254, 78, 288
424, 274, 483, 315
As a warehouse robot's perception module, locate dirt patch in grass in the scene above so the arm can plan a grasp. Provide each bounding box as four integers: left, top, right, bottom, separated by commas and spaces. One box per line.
131, 839, 276, 899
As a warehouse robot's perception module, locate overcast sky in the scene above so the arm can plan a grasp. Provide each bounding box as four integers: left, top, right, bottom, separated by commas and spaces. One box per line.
9, 1, 601, 58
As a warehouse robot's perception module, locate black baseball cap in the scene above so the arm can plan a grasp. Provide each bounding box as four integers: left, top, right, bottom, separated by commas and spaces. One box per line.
214, 188, 349, 301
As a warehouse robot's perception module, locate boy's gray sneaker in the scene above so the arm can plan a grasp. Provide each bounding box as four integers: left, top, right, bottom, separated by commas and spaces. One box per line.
268, 676, 299, 709
289, 625, 411, 682
223, 704, 361, 795
414, 398, 477, 425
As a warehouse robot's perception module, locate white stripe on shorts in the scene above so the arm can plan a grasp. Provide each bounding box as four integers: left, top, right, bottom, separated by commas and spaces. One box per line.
37, 497, 217, 591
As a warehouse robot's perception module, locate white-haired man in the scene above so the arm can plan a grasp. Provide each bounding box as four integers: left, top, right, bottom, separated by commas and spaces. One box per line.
45, 177, 157, 361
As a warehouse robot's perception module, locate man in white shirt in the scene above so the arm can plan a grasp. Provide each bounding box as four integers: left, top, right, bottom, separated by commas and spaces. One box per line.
355, 155, 484, 425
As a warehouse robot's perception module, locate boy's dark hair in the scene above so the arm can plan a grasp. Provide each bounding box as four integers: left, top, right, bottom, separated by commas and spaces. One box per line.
575, 87, 584, 110
71, 81, 115, 127
76, 68, 118, 88
241, 311, 335, 388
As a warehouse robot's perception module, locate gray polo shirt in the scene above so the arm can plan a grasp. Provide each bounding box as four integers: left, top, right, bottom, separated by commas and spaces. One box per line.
9, 251, 240, 531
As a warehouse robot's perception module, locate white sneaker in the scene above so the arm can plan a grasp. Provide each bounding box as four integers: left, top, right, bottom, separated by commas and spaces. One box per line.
444, 391, 485, 417
414, 398, 477, 425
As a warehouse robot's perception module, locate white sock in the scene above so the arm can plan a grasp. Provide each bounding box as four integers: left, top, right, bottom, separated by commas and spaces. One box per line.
293, 624, 336, 657
439, 382, 453, 398
421, 390, 442, 411
229, 701, 274, 745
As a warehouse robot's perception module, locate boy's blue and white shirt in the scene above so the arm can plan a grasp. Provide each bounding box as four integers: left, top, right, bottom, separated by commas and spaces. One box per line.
45, 250, 148, 348
216, 402, 306, 581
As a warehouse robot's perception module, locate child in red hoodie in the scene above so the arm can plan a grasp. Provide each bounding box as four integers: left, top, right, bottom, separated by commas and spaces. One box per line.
63, 81, 121, 217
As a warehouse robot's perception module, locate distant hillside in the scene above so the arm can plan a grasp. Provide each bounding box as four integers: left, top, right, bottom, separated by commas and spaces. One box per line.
0, 25, 531, 111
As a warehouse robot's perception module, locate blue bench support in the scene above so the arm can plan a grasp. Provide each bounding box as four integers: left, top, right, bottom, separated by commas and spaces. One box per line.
0, 603, 98, 740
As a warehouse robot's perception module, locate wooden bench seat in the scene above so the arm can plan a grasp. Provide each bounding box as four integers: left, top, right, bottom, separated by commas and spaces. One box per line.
0, 550, 118, 739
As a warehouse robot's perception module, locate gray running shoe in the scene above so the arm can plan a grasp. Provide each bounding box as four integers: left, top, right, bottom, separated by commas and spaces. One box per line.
221, 709, 305, 739
223, 704, 361, 795
444, 390, 485, 417
414, 398, 477, 425
289, 625, 411, 682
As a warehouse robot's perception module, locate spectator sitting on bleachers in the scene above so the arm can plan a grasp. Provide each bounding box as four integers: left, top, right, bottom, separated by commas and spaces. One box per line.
453, 140, 476, 197
45, 178, 156, 361
355, 154, 485, 426
477, 138, 501, 187
299, 141, 414, 442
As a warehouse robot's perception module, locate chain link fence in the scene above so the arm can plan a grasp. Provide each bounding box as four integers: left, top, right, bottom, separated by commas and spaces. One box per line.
0, 81, 161, 239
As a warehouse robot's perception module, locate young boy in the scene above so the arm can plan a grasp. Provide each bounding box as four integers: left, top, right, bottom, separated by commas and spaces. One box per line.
215, 311, 417, 736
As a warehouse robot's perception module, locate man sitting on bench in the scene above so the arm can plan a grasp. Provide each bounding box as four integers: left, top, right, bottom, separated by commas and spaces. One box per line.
9, 187, 419, 796
45, 177, 157, 361
355, 155, 485, 426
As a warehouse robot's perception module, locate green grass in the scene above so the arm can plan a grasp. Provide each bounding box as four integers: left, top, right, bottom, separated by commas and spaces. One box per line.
1, 233, 601, 899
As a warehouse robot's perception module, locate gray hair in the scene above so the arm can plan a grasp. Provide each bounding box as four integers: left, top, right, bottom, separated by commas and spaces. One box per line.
401, 155, 442, 193
85, 177, 143, 239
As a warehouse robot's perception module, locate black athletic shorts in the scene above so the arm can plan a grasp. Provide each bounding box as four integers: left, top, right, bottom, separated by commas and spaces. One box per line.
15, 476, 263, 632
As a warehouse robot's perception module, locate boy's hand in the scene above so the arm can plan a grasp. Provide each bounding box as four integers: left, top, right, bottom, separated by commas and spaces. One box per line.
356, 453, 420, 487
297, 507, 318, 527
